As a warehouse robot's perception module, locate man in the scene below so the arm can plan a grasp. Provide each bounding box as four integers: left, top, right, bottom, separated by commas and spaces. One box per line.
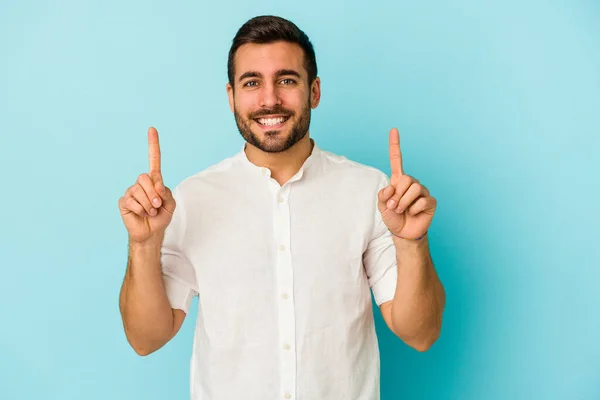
118, 15, 445, 400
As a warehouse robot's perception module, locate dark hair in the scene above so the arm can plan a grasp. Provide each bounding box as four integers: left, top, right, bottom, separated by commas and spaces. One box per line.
227, 15, 318, 88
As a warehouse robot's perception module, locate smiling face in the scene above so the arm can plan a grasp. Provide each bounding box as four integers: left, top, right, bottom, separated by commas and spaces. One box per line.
227, 41, 321, 153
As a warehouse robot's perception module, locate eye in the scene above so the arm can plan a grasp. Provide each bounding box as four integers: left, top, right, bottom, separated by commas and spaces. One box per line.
280, 78, 296, 85
243, 80, 259, 87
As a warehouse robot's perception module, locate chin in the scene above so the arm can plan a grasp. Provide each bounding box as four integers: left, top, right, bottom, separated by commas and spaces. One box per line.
257, 137, 292, 153
252, 131, 296, 153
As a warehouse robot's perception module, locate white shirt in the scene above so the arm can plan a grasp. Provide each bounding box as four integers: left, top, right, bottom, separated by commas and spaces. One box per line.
160, 140, 399, 400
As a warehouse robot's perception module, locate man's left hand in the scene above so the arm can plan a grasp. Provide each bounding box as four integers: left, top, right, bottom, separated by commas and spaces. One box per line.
377, 128, 437, 239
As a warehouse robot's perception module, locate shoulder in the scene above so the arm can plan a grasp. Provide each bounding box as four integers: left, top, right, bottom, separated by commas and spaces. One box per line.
317, 147, 390, 189
172, 152, 243, 196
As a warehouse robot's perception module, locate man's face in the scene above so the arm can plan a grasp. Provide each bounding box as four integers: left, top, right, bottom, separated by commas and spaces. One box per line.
227, 41, 321, 153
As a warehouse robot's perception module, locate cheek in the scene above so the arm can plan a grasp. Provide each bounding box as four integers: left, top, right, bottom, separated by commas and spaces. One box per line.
282, 92, 307, 111
234, 96, 255, 116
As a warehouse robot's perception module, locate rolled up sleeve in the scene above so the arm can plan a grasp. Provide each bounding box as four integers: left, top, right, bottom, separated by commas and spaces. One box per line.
363, 173, 398, 306
160, 185, 198, 314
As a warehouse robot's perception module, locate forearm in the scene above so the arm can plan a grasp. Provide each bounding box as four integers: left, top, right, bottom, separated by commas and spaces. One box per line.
389, 234, 445, 350
119, 236, 174, 355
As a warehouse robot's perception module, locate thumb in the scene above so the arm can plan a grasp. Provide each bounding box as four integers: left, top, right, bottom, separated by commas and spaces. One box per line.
378, 185, 395, 204
155, 182, 176, 214
377, 185, 395, 213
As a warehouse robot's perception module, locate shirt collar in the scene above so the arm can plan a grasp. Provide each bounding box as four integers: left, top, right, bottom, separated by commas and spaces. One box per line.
236, 138, 322, 180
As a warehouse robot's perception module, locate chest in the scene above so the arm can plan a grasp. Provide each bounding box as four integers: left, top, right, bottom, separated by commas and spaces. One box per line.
181, 181, 375, 296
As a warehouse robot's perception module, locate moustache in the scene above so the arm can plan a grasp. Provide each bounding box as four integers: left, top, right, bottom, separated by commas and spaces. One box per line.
249, 106, 295, 119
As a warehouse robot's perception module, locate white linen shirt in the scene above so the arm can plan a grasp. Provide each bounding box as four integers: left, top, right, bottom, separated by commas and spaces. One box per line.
160, 140, 399, 400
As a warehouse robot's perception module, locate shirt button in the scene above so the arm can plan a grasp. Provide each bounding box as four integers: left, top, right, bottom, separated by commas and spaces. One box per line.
281, 293, 289, 299
279, 244, 286, 252
278, 196, 285, 203
283, 343, 291, 350
284, 393, 292, 399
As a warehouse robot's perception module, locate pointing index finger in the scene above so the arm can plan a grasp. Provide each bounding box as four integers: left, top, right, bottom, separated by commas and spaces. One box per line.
148, 127, 162, 181
389, 127, 404, 176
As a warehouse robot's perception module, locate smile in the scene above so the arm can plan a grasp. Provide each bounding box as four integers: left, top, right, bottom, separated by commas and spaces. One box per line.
254, 115, 290, 128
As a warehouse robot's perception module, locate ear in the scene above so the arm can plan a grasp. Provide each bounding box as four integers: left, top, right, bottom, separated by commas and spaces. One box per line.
226, 83, 234, 113
310, 77, 321, 109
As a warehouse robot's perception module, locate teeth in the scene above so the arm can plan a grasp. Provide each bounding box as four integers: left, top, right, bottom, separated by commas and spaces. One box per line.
257, 117, 287, 126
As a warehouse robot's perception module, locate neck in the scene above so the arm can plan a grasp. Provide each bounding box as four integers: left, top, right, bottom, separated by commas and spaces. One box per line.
244, 134, 314, 184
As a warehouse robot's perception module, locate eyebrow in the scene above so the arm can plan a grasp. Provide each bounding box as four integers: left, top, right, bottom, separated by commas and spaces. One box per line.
238, 69, 301, 82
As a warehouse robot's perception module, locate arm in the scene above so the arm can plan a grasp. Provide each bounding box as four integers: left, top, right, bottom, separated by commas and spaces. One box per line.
380, 234, 445, 351
377, 127, 445, 351
117, 127, 186, 356
119, 237, 187, 356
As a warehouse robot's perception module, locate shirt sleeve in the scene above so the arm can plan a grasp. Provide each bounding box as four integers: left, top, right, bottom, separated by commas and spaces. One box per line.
160, 184, 198, 314
363, 172, 398, 306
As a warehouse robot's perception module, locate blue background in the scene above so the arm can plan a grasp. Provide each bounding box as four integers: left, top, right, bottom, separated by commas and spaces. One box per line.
1, 0, 599, 399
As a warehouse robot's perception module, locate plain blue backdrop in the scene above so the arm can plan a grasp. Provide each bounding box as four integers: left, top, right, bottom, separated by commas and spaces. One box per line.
1, 0, 599, 399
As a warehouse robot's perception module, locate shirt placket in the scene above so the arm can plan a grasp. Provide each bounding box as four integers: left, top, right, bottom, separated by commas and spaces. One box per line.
272, 182, 296, 400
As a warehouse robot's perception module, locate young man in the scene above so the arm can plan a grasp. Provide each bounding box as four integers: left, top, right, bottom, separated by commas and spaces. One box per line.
118, 15, 445, 400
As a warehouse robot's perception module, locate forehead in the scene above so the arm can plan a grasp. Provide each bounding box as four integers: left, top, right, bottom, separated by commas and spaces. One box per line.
234, 41, 306, 79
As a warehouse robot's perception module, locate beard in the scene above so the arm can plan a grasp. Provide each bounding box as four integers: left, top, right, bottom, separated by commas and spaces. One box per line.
234, 100, 311, 153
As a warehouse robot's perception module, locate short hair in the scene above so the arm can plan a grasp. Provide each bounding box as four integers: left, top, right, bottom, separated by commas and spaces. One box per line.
227, 15, 318, 87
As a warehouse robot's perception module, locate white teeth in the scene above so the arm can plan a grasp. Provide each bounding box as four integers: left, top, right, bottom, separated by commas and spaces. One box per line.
257, 117, 287, 126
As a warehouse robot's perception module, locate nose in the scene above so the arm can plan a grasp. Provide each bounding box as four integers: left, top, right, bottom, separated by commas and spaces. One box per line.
258, 82, 282, 108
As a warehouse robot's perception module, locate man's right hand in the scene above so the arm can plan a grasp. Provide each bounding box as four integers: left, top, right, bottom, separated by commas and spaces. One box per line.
118, 127, 176, 244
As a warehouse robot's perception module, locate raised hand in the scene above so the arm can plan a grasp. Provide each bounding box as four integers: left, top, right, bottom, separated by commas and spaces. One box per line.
118, 127, 176, 244
377, 128, 437, 240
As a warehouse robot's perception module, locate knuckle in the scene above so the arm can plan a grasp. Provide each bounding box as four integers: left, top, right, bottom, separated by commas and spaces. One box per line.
133, 185, 148, 201
130, 198, 144, 210
138, 173, 150, 184
126, 197, 137, 208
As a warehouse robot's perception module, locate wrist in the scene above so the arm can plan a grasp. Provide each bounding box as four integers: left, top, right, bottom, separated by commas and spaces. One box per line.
128, 235, 164, 252
389, 230, 428, 241
390, 231, 429, 251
